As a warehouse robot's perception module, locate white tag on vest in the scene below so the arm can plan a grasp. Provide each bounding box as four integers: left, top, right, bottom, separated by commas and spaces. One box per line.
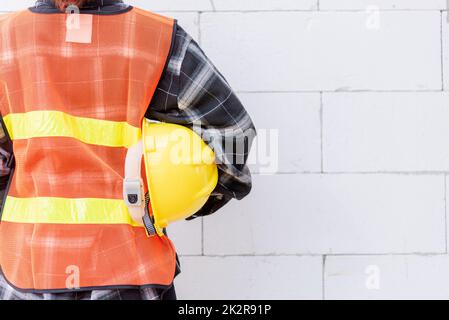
65, 14, 93, 44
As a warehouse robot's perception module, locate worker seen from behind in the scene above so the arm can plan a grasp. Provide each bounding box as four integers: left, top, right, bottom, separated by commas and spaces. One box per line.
0, 0, 255, 300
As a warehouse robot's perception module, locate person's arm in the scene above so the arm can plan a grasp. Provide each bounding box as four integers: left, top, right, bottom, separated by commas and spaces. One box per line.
145, 25, 256, 219
0, 117, 13, 206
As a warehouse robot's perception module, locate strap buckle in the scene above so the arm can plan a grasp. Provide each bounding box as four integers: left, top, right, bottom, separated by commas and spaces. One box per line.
123, 138, 158, 237
123, 178, 144, 207
123, 178, 146, 227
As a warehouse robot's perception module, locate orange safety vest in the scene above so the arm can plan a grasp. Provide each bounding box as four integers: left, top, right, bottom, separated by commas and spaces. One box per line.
0, 8, 177, 292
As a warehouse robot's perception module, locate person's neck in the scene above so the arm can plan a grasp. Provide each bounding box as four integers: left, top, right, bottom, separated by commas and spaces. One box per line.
31, 0, 130, 14
36, 0, 124, 9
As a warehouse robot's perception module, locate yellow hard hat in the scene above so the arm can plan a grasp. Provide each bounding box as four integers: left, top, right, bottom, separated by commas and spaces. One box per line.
142, 120, 218, 236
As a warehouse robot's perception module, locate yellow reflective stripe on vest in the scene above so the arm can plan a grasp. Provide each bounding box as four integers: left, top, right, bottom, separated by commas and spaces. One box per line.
1, 196, 141, 226
3, 110, 141, 148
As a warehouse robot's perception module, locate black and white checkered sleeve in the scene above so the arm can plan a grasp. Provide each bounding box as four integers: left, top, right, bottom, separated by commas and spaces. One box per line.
0, 116, 13, 196
146, 24, 256, 219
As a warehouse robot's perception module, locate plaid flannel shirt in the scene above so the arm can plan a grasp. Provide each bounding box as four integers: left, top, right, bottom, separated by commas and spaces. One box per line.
0, 0, 255, 300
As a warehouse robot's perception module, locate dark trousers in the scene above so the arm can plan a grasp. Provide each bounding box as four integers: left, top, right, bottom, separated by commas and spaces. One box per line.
118, 285, 177, 300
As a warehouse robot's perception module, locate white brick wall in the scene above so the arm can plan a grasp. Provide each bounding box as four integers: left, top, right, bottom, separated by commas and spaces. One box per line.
323, 92, 449, 172
200, 11, 441, 91
203, 174, 446, 255
320, 0, 447, 10
325, 255, 449, 299
4, 0, 449, 300
175, 256, 323, 300
242, 93, 321, 173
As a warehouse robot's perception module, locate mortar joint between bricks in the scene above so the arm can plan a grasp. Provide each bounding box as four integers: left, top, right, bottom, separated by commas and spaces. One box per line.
209, 0, 216, 11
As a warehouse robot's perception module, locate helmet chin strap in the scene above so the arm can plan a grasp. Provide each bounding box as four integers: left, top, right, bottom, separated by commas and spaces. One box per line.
123, 139, 145, 226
